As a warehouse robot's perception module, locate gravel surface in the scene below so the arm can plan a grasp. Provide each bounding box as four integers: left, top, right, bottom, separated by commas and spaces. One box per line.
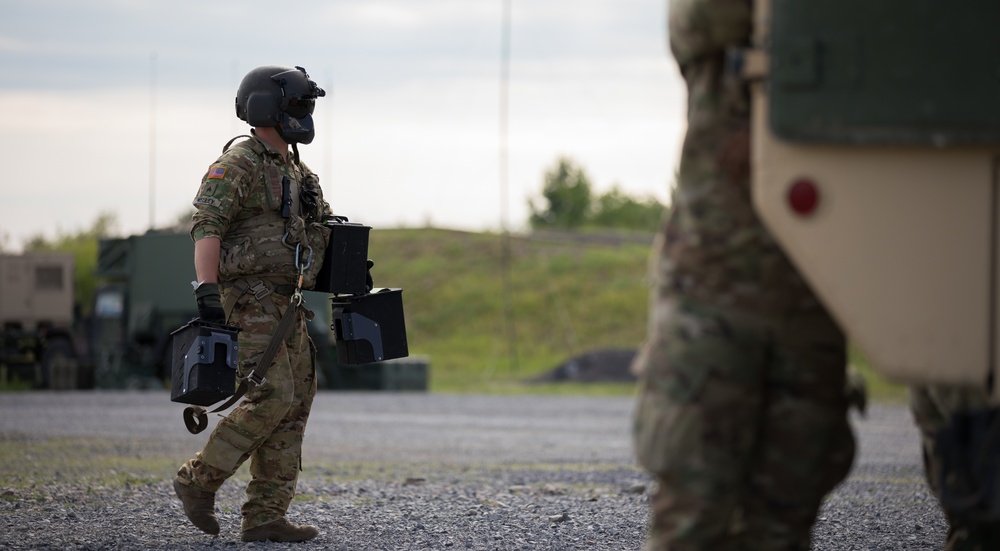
0, 392, 947, 550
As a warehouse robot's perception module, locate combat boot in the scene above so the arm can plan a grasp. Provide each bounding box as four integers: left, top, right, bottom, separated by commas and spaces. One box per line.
173, 477, 220, 535
241, 518, 319, 542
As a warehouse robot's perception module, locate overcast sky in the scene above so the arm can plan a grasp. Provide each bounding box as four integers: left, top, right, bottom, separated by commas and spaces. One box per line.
0, 0, 685, 250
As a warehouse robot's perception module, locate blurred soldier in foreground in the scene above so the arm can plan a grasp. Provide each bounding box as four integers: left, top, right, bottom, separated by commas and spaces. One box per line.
630, 1, 855, 549
911, 386, 1000, 550
173, 65, 332, 543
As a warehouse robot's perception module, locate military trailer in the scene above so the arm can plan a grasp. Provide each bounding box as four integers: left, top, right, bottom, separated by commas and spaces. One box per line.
749, 0, 1000, 397
0, 252, 87, 389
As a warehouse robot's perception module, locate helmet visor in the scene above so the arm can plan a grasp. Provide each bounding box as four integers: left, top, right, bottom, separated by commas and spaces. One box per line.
281, 96, 315, 119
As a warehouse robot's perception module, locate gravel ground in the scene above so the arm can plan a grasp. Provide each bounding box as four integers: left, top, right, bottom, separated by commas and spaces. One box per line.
0, 392, 947, 550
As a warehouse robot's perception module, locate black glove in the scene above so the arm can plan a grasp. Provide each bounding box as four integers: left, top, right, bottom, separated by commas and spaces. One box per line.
194, 282, 226, 324
366, 259, 374, 293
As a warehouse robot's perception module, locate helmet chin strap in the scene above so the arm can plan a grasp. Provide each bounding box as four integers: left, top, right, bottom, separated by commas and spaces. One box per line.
291, 142, 300, 164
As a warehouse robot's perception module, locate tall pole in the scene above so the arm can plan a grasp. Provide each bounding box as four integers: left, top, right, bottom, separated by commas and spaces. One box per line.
148, 51, 157, 231
499, 0, 519, 373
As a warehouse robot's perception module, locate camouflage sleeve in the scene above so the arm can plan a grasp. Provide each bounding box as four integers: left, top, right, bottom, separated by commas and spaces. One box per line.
668, 0, 752, 66
190, 159, 249, 241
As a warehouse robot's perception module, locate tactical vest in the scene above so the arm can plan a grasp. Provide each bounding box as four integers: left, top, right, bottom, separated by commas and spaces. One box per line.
217, 137, 330, 289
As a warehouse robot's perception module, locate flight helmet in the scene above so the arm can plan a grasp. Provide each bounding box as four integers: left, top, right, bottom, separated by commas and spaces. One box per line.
235, 65, 326, 144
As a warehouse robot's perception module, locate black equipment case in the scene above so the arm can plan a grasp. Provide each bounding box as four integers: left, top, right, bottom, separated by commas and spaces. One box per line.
169, 320, 241, 406
331, 289, 408, 364
313, 220, 371, 295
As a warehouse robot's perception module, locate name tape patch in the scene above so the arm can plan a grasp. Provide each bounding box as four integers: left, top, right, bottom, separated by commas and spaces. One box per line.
194, 197, 222, 208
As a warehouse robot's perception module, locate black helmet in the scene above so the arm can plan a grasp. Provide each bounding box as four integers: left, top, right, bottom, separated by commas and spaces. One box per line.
235, 65, 326, 144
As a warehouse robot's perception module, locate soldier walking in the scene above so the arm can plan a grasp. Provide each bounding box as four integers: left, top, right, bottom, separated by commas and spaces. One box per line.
173, 65, 333, 543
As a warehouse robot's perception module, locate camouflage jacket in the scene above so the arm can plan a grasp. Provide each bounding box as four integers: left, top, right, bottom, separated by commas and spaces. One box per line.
191, 134, 333, 288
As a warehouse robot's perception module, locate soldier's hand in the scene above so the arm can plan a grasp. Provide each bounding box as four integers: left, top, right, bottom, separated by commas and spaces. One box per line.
366, 259, 375, 293
194, 282, 226, 325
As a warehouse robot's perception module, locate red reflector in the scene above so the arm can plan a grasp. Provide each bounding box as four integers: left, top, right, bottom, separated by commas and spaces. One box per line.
787, 178, 819, 216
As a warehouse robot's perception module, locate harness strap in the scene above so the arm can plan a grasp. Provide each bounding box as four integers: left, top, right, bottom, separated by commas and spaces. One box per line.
222, 278, 296, 317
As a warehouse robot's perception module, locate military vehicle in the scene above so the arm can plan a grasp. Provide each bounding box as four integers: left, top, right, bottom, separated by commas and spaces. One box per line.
749, 0, 1000, 397
0, 252, 88, 389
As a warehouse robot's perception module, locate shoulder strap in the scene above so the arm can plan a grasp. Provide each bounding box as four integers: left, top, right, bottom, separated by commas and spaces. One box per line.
223, 134, 254, 153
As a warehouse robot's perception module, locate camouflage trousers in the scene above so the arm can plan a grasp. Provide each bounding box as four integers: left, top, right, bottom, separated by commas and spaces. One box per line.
177, 291, 317, 531
910, 385, 1000, 551
632, 296, 855, 551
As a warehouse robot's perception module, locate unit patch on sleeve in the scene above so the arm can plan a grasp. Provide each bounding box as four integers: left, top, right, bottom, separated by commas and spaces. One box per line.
207, 165, 227, 179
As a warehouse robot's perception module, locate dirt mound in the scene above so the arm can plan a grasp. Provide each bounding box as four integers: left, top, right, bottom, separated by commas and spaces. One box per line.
529, 348, 638, 383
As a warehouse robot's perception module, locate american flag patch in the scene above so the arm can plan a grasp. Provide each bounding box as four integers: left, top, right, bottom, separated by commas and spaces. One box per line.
207, 165, 227, 179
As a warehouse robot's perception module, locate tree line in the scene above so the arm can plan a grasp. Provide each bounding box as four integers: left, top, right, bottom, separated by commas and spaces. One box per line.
528, 157, 665, 233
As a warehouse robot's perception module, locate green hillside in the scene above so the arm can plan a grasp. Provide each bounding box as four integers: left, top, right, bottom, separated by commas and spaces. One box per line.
366, 228, 652, 392
365, 227, 905, 402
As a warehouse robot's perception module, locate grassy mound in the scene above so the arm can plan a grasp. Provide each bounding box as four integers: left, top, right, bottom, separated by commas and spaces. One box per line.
367, 228, 650, 392
366, 228, 904, 401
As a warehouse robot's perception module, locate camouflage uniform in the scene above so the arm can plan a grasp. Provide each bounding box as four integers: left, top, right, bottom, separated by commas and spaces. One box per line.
631, 1, 855, 549
176, 133, 332, 531
910, 385, 1000, 550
